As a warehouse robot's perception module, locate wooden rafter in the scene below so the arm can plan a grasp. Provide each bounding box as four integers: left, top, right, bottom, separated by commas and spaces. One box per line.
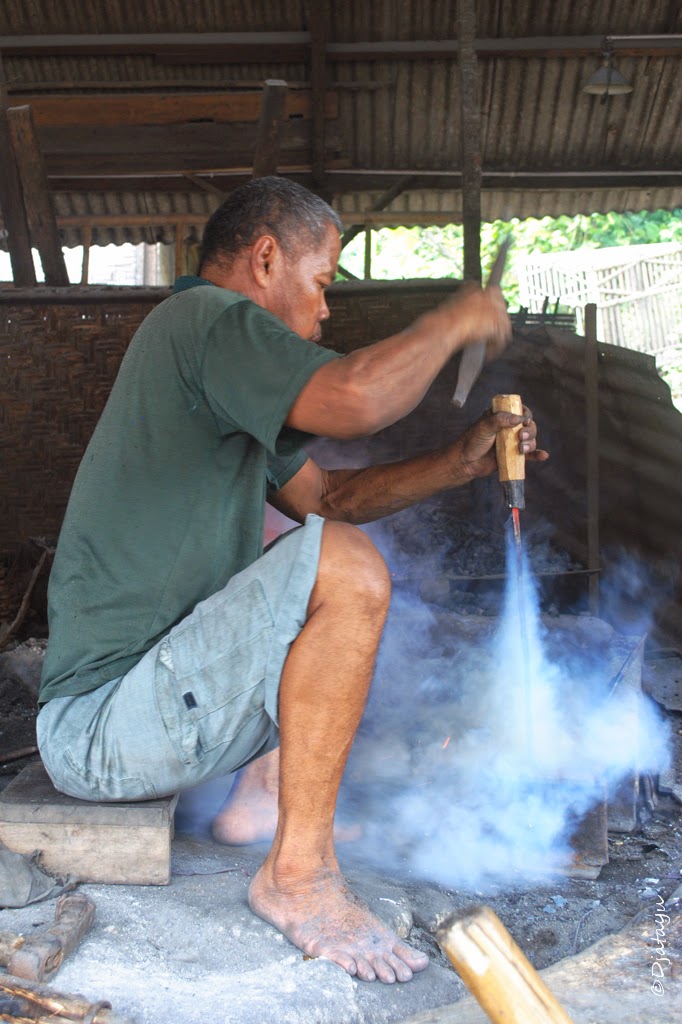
3, 33, 682, 60
252, 80, 288, 179
0, 57, 35, 285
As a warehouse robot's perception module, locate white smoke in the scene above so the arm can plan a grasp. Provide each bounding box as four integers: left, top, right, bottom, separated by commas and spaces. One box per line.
341, 527, 672, 887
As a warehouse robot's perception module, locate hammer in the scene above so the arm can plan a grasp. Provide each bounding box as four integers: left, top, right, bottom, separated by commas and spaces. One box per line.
0, 892, 95, 983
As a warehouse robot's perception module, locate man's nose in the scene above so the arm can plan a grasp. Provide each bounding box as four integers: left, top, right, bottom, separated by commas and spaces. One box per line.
319, 297, 330, 322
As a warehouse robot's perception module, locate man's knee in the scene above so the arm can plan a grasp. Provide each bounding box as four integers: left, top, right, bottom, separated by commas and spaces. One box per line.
316, 521, 391, 610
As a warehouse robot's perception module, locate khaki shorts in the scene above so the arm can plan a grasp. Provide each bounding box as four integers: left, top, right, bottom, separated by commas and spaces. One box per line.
37, 514, 325, 801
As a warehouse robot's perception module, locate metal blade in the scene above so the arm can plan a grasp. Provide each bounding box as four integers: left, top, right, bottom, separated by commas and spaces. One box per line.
451, 235, 512, 408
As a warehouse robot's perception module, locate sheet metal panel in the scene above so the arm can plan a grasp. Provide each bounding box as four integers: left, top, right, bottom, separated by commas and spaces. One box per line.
1, 0, 681, 239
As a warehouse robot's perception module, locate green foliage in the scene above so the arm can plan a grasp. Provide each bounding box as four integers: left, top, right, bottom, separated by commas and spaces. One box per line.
338, 209, 682, 311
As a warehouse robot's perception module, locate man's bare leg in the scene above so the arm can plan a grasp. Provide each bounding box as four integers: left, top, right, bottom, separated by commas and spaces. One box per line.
248, 522, 429, 984
212, 749, 361, 845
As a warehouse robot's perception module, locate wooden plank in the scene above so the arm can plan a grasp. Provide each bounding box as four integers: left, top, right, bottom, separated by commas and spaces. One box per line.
38, 121, 314, 157
6, 105, 69, 287
21, 90, 338, 128
0, 762, 176, 827
0, 821, 173, 885
0, 78, 36, 285
36, 121, 346, 177
0, 763, 178, 885
458, 0, 482, 282
584, 303, 600, 615
252, 79, 288, 178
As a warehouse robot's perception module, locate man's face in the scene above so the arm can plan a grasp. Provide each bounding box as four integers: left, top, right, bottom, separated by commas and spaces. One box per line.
267, 224, 341, 342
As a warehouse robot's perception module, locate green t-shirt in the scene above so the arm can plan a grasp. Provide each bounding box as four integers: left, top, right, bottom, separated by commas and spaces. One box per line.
39, 277, 340, 704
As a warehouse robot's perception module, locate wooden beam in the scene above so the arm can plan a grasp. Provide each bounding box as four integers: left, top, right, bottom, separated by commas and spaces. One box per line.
458, 0, 482, 282
174, 223, 184, 278
182, 173, 226, 200
80, 223, 91, 284
36, 121, 342, 177
42, 167, 682, 195
19, 90, 338, 128
6, 79, 383, 95
0, 57, 36, 286
309, 1, 329, 194
584, 303, 601, 615
4, 32, 682, 60
252, 80, 288, 178
363, 225, 372, 279
6, 104, 69, 286
1, 32, 311, 62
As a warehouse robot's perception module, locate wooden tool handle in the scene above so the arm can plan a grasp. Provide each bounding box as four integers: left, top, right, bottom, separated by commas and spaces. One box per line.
437, 905, 575, 1024
492, 394, 525, 484
9, 892, 96, 982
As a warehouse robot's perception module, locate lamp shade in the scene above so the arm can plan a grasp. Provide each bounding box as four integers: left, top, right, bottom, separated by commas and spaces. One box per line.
583, 64, 633, 95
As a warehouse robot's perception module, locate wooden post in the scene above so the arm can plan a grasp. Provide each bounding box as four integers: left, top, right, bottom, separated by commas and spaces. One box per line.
6, 104, 69, 285
80, 222, 91, 284
584, 302, 600, 615
309, 0, 329, 195
364, 224, 372, 279
0, 55, 36, 285
437, 906, 576, 1024
252, 79, 288, 178
174, 222, 184, 278
457, 0, 482, 282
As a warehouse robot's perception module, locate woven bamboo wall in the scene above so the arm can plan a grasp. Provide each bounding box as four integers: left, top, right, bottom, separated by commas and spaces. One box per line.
0, 283, 457, 618
1, 283, 681, 640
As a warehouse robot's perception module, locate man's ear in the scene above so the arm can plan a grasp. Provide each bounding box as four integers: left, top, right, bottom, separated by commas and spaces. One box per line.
250, 235, 279, 289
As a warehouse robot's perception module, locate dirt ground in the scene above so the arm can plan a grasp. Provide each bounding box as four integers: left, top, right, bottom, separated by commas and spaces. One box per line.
3, 630, 679, 991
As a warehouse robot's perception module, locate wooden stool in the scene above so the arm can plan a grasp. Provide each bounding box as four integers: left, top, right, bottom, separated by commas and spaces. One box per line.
0, 762, 178, 885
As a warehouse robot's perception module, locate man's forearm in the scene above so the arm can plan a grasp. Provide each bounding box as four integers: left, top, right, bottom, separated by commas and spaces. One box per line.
319, 441, 477, 525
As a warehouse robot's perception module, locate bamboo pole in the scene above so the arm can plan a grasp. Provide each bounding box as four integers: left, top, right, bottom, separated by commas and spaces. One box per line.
436, 906, 575, 1024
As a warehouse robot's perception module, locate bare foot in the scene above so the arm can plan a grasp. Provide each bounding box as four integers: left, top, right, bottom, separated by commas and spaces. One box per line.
212, 794, 361, 845
248, 863, 429, 983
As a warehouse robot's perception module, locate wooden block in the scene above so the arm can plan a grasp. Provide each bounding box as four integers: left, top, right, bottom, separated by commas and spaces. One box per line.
0, 762, 178, 886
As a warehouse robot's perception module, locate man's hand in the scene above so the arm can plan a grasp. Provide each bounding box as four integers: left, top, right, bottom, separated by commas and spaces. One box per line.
420, 282, 512, 360
455, 406, 549, 481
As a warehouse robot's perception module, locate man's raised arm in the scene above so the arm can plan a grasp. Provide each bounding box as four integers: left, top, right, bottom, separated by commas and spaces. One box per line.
286, 283, 511, 440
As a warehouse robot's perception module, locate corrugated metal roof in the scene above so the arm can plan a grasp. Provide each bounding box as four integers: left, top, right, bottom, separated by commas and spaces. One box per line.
1, 0, 681, 244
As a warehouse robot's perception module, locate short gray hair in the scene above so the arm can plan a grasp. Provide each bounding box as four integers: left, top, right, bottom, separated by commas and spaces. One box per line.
198, 177, 342, 269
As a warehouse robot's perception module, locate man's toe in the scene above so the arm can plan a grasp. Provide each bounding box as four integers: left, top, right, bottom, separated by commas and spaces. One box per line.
386, 953, 413, 982
372, 957, 397, 984
395, 941, 429, 972
354, 956, 377, 982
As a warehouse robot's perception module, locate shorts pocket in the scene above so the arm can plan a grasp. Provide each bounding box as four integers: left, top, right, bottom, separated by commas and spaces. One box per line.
155, 578, 274, 761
